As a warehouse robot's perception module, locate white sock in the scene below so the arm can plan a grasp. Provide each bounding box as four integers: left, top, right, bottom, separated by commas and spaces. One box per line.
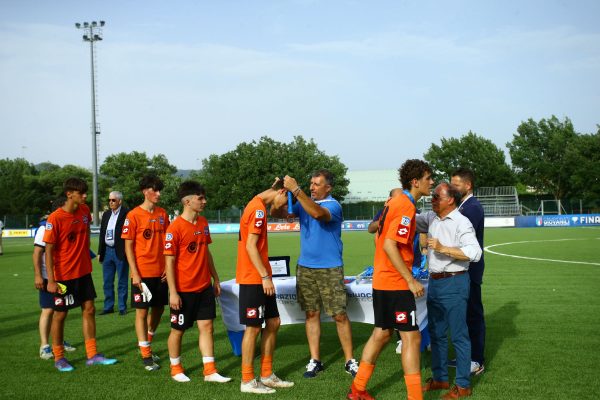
170, 357, 181, 366
202, 356, 215, 364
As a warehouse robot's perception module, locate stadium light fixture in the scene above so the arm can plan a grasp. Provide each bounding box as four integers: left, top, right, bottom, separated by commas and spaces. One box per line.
75, 20, 106, 227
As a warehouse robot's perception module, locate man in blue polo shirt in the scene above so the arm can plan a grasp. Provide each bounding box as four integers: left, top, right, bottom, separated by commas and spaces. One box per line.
273, 170, 358, 379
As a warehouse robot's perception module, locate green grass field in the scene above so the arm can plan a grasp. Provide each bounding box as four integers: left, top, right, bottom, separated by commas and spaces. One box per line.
1, 227, 599, 399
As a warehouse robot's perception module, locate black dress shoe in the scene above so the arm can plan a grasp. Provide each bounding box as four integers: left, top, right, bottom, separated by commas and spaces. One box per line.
100, 309, 114, 315
119, 310, 127, 316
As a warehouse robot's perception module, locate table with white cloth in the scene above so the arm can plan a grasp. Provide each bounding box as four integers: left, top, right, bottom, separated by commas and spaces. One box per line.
219, 276, 429, 355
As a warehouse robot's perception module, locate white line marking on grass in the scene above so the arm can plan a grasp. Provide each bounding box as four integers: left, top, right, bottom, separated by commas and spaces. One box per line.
484, 239, 600, 266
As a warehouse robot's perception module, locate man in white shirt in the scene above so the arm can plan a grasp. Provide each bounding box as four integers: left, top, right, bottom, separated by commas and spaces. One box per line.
418, 183, 482, 399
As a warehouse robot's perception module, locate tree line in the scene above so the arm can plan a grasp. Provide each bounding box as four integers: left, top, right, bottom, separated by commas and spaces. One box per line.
1, 115, 598, 220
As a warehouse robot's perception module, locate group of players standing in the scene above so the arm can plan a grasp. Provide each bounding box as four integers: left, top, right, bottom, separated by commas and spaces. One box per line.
35, 158, 485, 400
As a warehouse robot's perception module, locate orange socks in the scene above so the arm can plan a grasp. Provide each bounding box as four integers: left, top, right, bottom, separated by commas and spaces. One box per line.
170, 363, 185, 376
85, 338, 98, 359
404, 372, 423, 400
53, 344, 65, 362
242, 363, 254, 383
139, 341, 152, 359
353, 361, 375, 392
260, 355, 273, 378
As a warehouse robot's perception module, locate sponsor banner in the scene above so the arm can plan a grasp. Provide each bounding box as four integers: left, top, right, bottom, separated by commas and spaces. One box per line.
2, 229, 35, 238
515, 214, 600, 228
267, 222, 300, 232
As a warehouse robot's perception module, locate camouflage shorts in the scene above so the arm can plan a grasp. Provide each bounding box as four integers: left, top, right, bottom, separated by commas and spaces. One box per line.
296, 265, 347, 316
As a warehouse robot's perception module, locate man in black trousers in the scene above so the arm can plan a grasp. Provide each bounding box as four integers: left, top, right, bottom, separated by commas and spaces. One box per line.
451, 168, 486, 375
98, 191, 129, 315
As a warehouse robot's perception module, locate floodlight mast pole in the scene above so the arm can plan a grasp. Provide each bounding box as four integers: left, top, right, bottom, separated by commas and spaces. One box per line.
75, 20, 105, 226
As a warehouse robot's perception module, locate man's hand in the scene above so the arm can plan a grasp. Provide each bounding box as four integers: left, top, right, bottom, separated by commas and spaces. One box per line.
34, 276, 44, 290
46, 281, 58, 294
131, 273, 143, 291
408, 279, 425, 298
262, 278, 275, 296
427, 237, 443, 253
170, 292, 182, 310
283, 175, 299, 192
160, 271, 167, 283
213, 280, 221, 297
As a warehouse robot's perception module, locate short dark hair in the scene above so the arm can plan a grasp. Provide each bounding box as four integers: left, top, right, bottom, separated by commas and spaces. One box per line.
63, 177, 88, 195
177, 180, 206, 201
451, 167, 476, 189
398, 160, 432, 190
272, 178, 284, 190
312, 169, 334, 186
442, 182, 463, 205
139, 175, 164, 191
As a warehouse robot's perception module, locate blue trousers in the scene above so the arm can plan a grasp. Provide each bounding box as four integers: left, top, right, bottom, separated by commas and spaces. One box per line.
467, 278, 485, 364
427, 273, 471, 388
102, 246, 129, 312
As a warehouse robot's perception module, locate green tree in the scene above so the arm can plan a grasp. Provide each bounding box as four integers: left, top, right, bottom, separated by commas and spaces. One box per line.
35, 163, 93, 213
507, 116, 581, 199
99, 151, 179, 212
194, 136, 349, 208
0, 158, 39, 215
423, 131, 515, 187
570, 127, 600, 202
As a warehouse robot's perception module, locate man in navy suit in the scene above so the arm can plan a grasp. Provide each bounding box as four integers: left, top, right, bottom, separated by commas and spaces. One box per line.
98, 191, 129, 315
451, 168, 486, 375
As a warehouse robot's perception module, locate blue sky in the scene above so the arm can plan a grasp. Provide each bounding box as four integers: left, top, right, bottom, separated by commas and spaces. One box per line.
1, 0, 599, 171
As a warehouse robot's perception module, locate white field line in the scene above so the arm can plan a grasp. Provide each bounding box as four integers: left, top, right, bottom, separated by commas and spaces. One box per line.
484, 238, 600, 266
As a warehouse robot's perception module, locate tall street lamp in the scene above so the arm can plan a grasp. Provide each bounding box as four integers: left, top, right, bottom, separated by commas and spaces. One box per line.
75, 20, 105, 226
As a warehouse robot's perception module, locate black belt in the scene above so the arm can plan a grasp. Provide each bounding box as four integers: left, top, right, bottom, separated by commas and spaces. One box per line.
430, 271, 467, 280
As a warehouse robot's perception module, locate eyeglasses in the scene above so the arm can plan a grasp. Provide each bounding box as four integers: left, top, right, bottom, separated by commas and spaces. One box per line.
108, 199, 118, 203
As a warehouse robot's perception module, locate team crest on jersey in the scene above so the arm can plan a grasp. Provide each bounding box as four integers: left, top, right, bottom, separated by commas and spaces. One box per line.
395, 311, 407, 324
134, 294, 142, 303
54, 297, 64, 306
166, 233, 173, 241
46, 223, 53, 230
401, 216, 411, 226
124, 219, 130, 226
159, 216, 164, 225
67, 232, 76, 242
143, 229, 153, 240
255, 210, 265, 219
187, 242, 198, 253
246, 308, 258, 318
83, 216, 89, 224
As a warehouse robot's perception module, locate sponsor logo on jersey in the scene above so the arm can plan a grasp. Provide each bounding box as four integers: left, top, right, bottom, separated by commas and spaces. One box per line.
83, 216, 89, 224
54, 297, 64, 306
187, 242, 198, 253
134, 294, 142, 303
255, 210, 265, 219
166, 233, 173, 241
164, 243, 172, 250
46, 223, 53, 230
401, 216, 411, 226
204, 226, 209, 235
159, 216, 164, 225
67, 232, 76, 242
395, 311, 407, 324
124, 219, 130, 226
143, 229, 153, 240
397, 226, 409, 238
246, 308, 258, 318
122, 227, 129, 234
170, 314, 178, 323
255, 220, 263, 228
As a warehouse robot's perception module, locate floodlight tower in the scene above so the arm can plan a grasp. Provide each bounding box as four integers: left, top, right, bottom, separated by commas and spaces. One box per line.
75, 20, 105, 226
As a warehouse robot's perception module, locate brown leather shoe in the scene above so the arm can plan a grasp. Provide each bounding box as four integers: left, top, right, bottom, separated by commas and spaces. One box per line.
422, 377, 450, 392
441, 385, 472, 399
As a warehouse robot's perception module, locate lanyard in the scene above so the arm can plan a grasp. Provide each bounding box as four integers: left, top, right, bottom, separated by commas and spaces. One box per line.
403, 190, 415, 205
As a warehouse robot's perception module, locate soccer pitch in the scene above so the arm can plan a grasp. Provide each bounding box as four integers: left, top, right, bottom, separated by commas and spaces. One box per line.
0, 227, 598, 399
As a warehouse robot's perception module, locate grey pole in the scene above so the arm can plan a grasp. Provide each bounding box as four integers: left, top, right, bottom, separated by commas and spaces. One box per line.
75, 21, 105, 226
